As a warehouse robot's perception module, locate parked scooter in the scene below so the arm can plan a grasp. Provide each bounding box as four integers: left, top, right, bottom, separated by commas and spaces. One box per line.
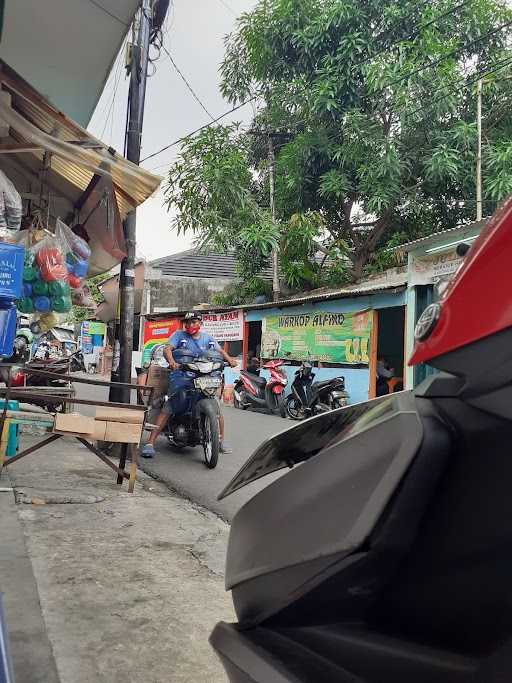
163, 348, 226, 469
285, 359, 348, 420
210, 199, 512, 681
233, 359, 287, 415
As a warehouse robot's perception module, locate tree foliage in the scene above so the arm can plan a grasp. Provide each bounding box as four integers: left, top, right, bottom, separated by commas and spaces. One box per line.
165, 0, 512, 298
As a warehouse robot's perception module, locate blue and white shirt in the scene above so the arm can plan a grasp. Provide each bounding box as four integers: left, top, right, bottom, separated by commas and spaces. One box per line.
169, 330, 220, 360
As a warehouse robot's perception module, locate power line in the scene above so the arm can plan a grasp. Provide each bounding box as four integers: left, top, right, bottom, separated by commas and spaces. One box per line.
362, 19, 512, 102
99, 40, 127, 140
350, 0, 474, 76
140, 97, 257, 163
160, 43, 215, 121
87, 0, 130, 26
216, 0, 238, 16
142, 53, 512, 171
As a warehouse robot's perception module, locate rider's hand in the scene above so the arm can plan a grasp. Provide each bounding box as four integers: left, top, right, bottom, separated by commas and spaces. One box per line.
228, 358, 238, 368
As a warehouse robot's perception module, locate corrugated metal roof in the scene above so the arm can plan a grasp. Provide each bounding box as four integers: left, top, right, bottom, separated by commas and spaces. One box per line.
236, 277, 408, 311
395, 221, 486, 253
0, 60, 161, 218
151, 249, 271, 280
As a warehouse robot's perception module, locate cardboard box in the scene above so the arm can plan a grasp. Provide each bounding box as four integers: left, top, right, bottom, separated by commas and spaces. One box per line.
95, 406, 145, 424
104, 421, 143, 444
146, 365, 169, 398
92, 420, 107, 442
54, 413, 95, 436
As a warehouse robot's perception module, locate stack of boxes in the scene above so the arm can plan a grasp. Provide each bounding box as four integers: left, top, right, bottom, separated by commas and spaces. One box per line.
54, 407, 144, 443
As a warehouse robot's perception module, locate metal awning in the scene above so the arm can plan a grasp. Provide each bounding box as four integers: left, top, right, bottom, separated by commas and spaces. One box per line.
0, 60, 161, 219
0, 0, 141, 127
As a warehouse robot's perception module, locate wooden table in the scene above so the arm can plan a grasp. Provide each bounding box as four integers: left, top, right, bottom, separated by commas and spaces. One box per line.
0, 366, 154, 493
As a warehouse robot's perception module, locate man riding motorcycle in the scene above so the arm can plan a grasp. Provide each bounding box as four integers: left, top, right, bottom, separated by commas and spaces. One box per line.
141, 312, 237, 458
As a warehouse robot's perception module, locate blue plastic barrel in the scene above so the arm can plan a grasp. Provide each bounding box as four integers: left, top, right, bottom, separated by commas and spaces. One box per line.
0, 243, 24, 302
0, 400, 19, 457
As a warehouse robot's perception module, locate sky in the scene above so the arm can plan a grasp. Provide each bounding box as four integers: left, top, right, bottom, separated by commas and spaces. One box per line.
88, 0, 257, 262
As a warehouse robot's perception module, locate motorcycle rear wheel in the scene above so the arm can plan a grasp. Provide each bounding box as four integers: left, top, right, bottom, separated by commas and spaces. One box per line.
285, 396, 306, 421
200, 402, 220, 469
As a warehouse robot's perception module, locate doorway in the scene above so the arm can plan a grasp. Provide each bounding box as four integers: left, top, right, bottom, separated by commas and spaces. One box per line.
370, 306, 406, 398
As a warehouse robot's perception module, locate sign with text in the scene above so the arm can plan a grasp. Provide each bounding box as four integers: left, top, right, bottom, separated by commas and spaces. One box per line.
261, 310, 372, 364
81, 321, 106, 336
201, 310, 244, 342
142, 318, 181, 365
410, 249, 462, 286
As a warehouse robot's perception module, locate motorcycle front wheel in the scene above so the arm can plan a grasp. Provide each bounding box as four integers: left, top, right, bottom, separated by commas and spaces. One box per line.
200, 401, 220, 469
285, 396, 306, 420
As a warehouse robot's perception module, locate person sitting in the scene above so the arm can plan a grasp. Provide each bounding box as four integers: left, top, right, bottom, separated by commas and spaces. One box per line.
376, 356, 395, 397
141, 312, 237, 458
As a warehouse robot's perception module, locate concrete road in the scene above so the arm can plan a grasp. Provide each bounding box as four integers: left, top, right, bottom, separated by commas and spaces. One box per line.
74, 377, 288, 521
142, 406, 286, 521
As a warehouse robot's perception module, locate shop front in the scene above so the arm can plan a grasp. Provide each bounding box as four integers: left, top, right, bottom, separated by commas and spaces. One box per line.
402, 222, 484, 389
243, 282, 406, 406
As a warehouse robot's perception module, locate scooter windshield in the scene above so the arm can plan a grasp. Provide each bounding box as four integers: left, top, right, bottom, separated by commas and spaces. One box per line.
218, 394, 398, 500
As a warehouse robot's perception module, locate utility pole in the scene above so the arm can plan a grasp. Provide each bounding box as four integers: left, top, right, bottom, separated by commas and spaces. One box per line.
267, 134, 280, 301
110, 0, 152, 403
476, 78, 483, 222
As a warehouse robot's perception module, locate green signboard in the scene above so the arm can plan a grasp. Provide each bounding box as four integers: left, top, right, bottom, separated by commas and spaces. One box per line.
261, 310, 372, 364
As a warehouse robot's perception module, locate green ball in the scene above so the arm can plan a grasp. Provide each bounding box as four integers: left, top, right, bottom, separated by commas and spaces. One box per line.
23, 266, 38, 282
32, 280, 49, 296
48, 280, 70, 297
24, 252, 34, 267
18, 297, 35, 314
51, 296, 72, 313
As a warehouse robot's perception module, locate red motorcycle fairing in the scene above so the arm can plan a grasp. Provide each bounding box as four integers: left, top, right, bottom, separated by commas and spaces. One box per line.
410, 196, 512, 367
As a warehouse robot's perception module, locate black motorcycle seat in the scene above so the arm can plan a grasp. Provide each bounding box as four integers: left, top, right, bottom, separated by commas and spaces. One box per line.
313, 378, 337, 390
242, 371, 266, 387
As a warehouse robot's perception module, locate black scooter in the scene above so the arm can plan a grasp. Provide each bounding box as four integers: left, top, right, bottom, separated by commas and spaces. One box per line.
210, 200, 512, 681
285, 360, 348, 420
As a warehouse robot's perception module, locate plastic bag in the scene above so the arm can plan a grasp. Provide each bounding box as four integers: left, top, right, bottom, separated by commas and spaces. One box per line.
0, 169, 22, 242
18, 219, 90, 322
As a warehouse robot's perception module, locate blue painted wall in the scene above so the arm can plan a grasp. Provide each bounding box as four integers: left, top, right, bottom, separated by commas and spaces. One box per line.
233, 290, 405, 405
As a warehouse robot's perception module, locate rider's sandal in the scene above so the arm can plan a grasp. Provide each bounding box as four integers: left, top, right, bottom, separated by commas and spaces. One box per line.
141, 444, 156, 459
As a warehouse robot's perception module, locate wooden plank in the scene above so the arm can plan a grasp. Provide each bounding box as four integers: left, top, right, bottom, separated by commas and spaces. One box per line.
77, 438, 129, 480
368, 310, 379, 400
3, 434, 62, 466
0, 144, 44, 153
117, 443, 128, 486
17, 367, 151, 392
128, 444, 138, 493
0, 390, 146, 412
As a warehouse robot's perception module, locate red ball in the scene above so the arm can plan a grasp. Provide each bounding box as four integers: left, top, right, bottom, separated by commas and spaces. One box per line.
40, 263, 69, 282
36, 247, 63, 268
67, 273, 82, 289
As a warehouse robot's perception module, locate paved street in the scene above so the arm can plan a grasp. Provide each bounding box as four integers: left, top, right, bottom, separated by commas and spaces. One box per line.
75, 378, 288, 521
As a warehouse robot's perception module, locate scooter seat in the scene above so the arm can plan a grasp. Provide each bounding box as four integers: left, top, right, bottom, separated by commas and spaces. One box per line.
241, 371, 267, 387
314, 378, 336, 390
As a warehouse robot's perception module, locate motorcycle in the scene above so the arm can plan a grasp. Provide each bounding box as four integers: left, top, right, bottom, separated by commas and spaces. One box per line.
163, 348, 226, 469
210, 198, 512, 681
285, 360, 348, 420
233, 359, 287, 416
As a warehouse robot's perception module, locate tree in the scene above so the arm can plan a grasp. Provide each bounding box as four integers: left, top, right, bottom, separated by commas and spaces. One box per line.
71, 274, 107, 324
166, 0, 512, 292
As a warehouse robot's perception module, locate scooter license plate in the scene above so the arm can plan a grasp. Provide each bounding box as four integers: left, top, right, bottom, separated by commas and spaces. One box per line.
194, 377, 221, 390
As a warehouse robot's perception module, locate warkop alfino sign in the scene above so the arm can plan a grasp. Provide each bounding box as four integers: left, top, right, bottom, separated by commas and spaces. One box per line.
261, 310, 372, 364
